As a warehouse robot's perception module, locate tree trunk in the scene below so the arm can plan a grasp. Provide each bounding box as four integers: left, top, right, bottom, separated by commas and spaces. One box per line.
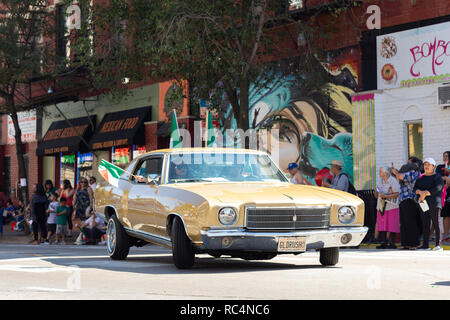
8, 99, 30, 208
238, 78, 250, 148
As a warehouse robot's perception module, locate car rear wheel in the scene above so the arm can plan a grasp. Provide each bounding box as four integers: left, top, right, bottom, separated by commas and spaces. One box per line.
171, 217, 195, 269
106, 215, 130, 260
319, 247, 339, 266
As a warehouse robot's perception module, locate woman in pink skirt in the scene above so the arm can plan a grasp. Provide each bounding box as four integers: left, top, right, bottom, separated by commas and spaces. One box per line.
375, 166, 401, 249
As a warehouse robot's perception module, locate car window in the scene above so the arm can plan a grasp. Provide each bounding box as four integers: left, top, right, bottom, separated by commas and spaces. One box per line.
121, 159, 138, 181
167, 152, 287, 183
132, 156, 163, 184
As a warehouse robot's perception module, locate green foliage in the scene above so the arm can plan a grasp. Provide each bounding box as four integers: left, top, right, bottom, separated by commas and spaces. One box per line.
69, 0, 356, 130
0, 0, 55, 111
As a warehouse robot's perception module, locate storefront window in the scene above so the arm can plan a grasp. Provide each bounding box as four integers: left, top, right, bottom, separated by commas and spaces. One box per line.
60, 154, 76, 187
112, 147, 131, 168
407, 122, 423, 160
78, 152, 93, 182
133, 145, 147, 159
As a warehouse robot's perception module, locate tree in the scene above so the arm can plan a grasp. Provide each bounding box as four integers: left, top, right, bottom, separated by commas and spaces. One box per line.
0, 0, 56, 205
70, 0, 359, 146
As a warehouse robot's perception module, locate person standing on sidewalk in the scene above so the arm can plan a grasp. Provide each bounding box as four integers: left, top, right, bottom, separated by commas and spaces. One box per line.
392, 163, 421, 250
59, 180, 75, 237
322, 160, 349, 192
287, 163, 311, 185
72, 178, 94, 244
55, 197, 70, 245
414, 158, 445, 251
374, 166, 401, 249
30, 184, 48, 245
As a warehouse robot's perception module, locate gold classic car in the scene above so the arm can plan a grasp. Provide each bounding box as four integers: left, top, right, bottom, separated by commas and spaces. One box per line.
94, 148, 367, 269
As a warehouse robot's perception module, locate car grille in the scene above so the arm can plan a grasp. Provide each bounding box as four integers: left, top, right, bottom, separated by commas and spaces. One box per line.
245, 206, 330, 230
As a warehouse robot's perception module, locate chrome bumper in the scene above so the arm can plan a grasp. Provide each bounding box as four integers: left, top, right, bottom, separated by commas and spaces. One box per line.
199, 227, 368, 252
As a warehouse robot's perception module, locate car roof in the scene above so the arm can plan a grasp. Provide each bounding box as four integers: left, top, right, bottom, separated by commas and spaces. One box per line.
142, 147, 268, 156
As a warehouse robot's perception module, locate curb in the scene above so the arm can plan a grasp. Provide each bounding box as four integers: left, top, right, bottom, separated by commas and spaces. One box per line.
360, 243, 450, 250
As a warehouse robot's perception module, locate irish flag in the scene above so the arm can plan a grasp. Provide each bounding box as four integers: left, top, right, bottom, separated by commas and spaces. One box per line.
169, 109, 182, 148
98, 159, 124, 188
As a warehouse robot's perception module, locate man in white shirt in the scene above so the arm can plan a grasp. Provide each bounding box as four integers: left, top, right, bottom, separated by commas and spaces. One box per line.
77, 209, 106, 244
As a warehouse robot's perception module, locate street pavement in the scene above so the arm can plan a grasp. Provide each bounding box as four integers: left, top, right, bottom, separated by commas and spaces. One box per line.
0, 243, 449, 300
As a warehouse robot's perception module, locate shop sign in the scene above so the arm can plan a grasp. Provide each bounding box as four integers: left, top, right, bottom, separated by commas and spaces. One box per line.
133, 146, 146, 158
92, 138, 129, 150
7, 110, 37, 144
113, 147, 130, 165
43, 124, 89, 141
377, 21, 450, 90
62, 155, 76, 164
44, 146, 69, 154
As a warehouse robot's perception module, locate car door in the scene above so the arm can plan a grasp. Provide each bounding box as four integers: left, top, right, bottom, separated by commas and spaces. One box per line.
127, 155, 164, 235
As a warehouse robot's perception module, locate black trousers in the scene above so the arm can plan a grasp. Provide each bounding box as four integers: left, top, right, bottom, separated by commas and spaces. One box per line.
420, 207, 441, 247
399, 199, 420, 247
82, 227, 105, 242
32, 213, 47, 241
67, 206, 73, 231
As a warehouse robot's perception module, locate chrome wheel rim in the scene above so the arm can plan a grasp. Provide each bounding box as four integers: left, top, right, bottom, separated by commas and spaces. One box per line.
106, 219, 116, 254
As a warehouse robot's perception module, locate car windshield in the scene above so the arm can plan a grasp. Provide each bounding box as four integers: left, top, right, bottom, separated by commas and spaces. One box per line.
167, 152, 288, 184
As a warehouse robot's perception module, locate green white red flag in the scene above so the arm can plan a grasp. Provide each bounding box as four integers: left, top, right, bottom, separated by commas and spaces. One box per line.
98, 159, 124, 188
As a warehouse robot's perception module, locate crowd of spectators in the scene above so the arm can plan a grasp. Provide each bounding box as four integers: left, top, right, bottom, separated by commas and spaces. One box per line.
0, 176, 106, 246
287, 151, 450, 250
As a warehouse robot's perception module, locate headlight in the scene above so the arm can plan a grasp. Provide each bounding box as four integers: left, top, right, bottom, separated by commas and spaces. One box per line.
338, 206, 356, 224
218, 207, 238, 226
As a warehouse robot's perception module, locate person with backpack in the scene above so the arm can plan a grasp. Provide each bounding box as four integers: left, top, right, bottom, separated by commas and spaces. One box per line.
322, 160, 356, 195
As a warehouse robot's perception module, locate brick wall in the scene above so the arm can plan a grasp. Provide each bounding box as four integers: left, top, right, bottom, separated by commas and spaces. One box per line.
374, 84, 450, 182
3, 142, 41, 200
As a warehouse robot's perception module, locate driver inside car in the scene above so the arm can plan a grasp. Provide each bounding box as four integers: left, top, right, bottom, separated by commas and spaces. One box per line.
172, 163, 189, 180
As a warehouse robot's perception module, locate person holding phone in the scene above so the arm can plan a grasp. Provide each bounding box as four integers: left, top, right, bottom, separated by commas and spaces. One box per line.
413, 158, 445, 251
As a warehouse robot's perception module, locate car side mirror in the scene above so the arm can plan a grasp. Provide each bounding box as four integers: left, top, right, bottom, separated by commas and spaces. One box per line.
147, 174, 161, 185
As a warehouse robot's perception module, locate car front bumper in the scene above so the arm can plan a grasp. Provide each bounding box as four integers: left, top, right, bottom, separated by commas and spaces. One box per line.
199, 227, 368, 252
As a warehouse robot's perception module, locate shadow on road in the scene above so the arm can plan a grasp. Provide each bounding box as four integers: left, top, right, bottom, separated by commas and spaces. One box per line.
42, 253, 340, 275
432, 281, 450, 287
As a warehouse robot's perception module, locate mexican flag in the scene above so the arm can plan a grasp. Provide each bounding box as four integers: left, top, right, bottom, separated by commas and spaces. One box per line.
169, 109, 182, 148
98, 159, 124, 188
206, 110, 216, 147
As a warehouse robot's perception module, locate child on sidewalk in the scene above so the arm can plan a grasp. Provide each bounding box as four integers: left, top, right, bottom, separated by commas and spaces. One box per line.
3, 199, 15, 224
46, 193, 58, 243
55, 197, 70, 245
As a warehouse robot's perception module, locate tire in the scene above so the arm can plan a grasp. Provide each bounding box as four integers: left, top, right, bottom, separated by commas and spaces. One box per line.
106, 215, 130, 260
171, 217, 195, 269
319, 247, 339, 266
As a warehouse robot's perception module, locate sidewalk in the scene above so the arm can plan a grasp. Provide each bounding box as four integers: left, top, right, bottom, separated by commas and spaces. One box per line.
0, 221, 77, 245
360, 239, 450, 250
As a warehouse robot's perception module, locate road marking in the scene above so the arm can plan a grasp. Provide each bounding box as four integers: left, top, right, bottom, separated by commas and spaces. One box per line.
0, 265, 80, 273
24, 287, 76, 292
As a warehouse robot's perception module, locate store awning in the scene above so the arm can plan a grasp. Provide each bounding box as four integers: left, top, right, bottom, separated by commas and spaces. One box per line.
36, 116, 96, 156
89, 106, 151, 150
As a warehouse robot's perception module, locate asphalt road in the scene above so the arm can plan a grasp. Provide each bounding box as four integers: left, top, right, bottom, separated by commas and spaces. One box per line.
0, 243, 449, 300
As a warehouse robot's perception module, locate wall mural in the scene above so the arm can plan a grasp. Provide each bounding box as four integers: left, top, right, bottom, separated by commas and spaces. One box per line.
216, 47, 359, 185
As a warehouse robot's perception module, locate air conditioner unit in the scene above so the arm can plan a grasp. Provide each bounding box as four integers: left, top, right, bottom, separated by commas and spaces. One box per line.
290, 0, 304, 10
438, 84, 450, 109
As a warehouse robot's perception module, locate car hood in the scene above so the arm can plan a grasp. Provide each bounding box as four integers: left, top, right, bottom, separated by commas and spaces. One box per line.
164, 182, 360, 206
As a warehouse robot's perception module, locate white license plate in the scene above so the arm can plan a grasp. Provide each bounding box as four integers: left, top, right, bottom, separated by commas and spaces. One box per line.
277, 237, 306, 252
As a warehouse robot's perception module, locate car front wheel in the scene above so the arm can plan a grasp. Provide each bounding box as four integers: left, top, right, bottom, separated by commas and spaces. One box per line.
171, 217, 195, 269
319, 247, 339, 266
106, 215, 130, 260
